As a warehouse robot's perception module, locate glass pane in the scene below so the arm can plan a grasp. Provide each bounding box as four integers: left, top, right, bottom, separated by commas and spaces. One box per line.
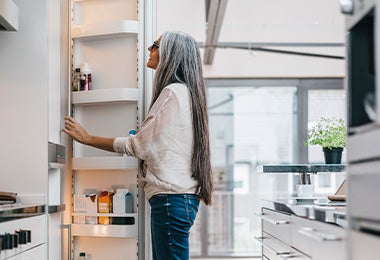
307, 89, 347, 196
308, 89, 347, 163
190, 86, 297, 257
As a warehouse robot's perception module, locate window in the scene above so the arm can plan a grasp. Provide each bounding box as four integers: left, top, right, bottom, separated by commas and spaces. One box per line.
189, 79, 345, 258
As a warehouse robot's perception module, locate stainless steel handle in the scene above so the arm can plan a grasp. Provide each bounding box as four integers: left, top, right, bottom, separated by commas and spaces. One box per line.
61, 224, 71, 260
262, 215, 289, 225
298, 227, 342, 241
255, 212, 289, 225
255, 236, 291, 256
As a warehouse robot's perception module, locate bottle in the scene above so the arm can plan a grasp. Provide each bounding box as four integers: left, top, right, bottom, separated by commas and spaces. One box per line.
98, 190, 113, 224
129, 130, 136, 136
72, 68, 80, 91
125, 191, 133, 213
80, 62, 92, 91
78, 252, 87, 260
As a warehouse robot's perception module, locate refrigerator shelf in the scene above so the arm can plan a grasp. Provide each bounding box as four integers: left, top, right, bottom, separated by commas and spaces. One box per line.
72, 20, 138, 41
71, 222, 138, 238
72, 88, 138, 105
72, 156, 138, 170
72, 213, 137, 217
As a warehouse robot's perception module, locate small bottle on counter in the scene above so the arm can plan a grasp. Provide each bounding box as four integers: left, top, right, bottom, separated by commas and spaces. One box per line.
129, 130, 136, 136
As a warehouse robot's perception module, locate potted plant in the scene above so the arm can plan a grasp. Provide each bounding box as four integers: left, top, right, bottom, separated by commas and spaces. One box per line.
305, 117, 347, 164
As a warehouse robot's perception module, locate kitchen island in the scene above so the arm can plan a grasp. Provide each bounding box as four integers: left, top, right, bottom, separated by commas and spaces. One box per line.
258, 199, 346, 260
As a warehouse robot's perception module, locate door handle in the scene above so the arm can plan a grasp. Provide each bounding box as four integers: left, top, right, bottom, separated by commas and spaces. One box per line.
61, 224, 71, 260
255, 236, 292, 256
298, 227, 342, 241
256, 213, 289, 225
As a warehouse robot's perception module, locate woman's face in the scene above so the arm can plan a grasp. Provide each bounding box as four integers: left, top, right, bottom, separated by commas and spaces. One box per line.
147, 36, 162, 70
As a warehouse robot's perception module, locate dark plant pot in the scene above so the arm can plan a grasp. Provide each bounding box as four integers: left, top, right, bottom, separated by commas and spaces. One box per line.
323, 147, 343, 164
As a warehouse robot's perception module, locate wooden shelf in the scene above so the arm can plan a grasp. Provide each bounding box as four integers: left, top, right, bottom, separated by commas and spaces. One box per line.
72, 88, 138, 105
72, 20, 138, 40
71, 222, 137, 238
72, 156, 138, 170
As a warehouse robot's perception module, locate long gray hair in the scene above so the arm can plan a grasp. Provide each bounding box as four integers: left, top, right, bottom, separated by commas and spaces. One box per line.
149, 31, 213, 205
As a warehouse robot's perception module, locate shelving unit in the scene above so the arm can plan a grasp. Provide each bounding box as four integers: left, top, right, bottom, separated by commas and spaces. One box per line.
72, 156, 138, 170
72, 20, 138, 40
72, 88, 139, 105
71, 223, 138, 238
68, 0, 144, 259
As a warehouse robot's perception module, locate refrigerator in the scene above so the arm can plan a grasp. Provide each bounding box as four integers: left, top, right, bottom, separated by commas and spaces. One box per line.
341, 0, 380, 258
0, 0, 152, 259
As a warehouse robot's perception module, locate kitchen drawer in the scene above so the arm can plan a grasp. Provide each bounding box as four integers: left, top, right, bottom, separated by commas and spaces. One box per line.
262, 208, 291, 245
349, 230, 380, 260
292, 215, 346, 260
260, 234, 311, 260
0, 215, 46, 260
259, 233, 292, 260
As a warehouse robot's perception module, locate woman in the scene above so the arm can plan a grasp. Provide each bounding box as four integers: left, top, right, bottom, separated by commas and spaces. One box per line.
63, 31, 213, 260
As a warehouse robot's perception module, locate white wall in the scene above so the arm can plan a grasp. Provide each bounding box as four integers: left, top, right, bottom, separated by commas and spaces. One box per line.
156, 0, 346, 78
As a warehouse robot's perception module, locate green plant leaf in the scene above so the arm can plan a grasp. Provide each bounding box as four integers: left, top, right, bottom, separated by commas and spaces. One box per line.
305, 117, 346, 149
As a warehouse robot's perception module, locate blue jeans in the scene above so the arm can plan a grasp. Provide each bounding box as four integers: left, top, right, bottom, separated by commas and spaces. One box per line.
149, 194, 200, 260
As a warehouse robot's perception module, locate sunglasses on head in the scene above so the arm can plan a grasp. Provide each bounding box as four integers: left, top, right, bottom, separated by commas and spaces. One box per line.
151, 41, 160, 50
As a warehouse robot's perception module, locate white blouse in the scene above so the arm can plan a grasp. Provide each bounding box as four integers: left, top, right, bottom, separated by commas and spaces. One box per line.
113, 83, 197, 200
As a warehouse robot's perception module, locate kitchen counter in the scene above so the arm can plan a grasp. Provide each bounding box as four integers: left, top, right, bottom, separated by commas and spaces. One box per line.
0, 204, 46, 223
257, 164, 346, 174
262, 199, 347, 228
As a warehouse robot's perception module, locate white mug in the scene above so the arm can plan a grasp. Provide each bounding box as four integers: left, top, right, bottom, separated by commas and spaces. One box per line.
296, 184, 314, 197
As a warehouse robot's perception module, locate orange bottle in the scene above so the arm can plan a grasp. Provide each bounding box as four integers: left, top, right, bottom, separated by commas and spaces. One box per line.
98, 190, 113, 224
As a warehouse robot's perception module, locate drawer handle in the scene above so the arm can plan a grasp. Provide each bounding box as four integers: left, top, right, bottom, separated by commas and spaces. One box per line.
298, 227, 342, 241
255, 236, 292, 256
261, 215, 289, 225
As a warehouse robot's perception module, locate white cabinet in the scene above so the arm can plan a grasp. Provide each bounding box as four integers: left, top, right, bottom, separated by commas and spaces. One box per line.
260, 208, 346, 260
68, 0, 144, 259
0, 215, 46, 260
7, 245, 46, 260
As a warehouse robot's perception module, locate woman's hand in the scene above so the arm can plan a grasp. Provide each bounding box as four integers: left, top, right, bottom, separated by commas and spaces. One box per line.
62, 116, 90, 144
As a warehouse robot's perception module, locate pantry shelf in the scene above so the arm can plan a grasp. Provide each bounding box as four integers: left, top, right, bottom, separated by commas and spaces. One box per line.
72, 88, 138, 105
72, 156, 138, 170
71, 223, 138, 238
72, 20, 138, 41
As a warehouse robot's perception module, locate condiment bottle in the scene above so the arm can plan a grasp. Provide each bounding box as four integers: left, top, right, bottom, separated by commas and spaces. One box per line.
80, 62, 92, 91
98, 190, 113, 224
72, 68, 80, 91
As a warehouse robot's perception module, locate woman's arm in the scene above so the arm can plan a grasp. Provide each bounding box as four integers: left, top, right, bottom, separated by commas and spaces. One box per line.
62, 116, 115, 152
